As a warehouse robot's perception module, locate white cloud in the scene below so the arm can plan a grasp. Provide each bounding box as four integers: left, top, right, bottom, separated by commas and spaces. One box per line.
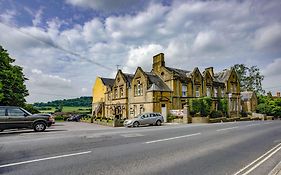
123, 44, 164, 73
262, 58, 281, 76
32, 8, 43, 27
0, 10, 16, 24
1, 0, 281, 102
65, 0, 149, 12
254, 23, 281, 51
192, 31, 224, 53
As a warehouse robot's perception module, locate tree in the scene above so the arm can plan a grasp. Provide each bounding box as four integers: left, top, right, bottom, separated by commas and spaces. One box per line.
233, 64, 264, 94
0, 46, 29, 107
0, 82, 3, 101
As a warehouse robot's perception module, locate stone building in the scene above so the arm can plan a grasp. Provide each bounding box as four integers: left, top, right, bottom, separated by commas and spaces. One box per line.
241, 91, 258, 113
92, 53, 241, 121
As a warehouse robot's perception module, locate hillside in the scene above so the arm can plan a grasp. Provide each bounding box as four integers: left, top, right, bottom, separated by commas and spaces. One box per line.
33, 96, 92, 107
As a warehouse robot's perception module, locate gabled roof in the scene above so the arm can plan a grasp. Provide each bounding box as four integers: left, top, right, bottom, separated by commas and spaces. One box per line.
145, 72, 171, 92
123, 73, 134, 84
214, 69, 231, 83
165, 66, 191, 83
100, 77, 115, 87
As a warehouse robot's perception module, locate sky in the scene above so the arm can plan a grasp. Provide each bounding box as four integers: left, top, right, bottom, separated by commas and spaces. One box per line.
0, 0, 281, 103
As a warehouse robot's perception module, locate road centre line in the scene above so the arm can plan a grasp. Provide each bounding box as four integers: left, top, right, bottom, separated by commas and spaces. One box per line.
263, 122, 273, 125
0, 151, 92, 168
145, 133, 201, 144
233, 143, 281, 175
244, 124, 261, 127
216, 126, 239, 132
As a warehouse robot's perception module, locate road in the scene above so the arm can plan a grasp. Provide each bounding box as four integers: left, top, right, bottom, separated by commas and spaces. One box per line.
0, 121, 281, 175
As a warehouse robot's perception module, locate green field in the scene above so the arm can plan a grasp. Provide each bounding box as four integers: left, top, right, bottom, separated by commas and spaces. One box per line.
37, 106, 91, 113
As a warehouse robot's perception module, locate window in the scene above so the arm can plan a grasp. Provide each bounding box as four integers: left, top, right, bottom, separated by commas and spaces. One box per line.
182, 85, 187, 97
0, 108, 6, 116
221, 89, 225, 97
195, 86, 200, 97
231, 84, 236, 93
206, 86, 211, 97
7, 108, 25, 116
214, 88, 218, 97
114, 88, 118, 98
108, 93, 111, 100
135, 80, 143, 96
120, 86, 124, 97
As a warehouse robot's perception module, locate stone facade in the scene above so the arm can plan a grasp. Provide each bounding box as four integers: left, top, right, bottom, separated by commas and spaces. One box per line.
92, 53, 241, 121
241, 91, 258, 112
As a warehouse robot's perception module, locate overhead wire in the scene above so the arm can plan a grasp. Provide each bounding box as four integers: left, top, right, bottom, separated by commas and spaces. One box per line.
0, 21, 112, 70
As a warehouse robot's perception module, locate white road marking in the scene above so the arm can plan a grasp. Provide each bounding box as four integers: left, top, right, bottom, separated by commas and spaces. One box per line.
263, 122, 273, 125
233, 143, 281, 175
244, 124, 261, 127
216, 126, 239, 132
121, 133, 144, 137
145, 133, 201, 144
0, 151, 92, 168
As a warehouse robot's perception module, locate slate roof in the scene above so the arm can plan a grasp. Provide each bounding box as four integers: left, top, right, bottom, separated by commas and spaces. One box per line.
214, 69, 231, 83
165, 66, 191, 83
123, 73, 134, 83
100, 77, 115, 87
241, 91, 254, 101
145, 72, 171, 92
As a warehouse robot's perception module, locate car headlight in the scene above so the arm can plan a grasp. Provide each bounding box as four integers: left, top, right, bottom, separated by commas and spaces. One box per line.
126, 120, 132, 124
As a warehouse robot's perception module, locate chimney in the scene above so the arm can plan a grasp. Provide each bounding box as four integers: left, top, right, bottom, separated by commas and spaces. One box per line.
277, 92, 280, 97
205, 67, 214, 77
152, 53, 165, 73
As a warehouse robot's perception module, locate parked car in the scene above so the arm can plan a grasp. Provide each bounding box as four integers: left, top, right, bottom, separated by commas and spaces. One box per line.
0, 106, 55, 132
67, 114, 86, 122
124, 112, 164, 127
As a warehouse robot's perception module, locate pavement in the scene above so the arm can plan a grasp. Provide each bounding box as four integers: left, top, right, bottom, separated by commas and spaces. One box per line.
0, 120, 281, 175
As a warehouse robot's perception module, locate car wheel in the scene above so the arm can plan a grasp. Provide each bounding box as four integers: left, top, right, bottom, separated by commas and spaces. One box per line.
33, 122, 46, 132
133, 121, 140, 127
156, 120, 162, 126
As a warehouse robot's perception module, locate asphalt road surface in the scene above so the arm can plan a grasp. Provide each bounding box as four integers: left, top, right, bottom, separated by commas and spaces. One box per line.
0, 120, 281, 175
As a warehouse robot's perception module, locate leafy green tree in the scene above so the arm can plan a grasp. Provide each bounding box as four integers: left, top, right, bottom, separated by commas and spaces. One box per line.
24, 104, 40, 114
0, 82, 4, 101
233, 64, 264, 94
0, 46, 29, 107
257, 95, 281, 117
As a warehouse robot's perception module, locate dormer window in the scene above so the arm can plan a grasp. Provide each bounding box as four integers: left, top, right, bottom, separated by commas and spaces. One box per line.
134, 80, 143, 96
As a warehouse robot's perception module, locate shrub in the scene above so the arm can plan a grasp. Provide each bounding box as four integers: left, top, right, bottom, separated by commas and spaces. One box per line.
240, 111, 248, 117
210, 110, 223, 118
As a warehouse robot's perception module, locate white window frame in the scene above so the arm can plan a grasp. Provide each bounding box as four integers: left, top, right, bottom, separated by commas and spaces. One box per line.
195, 86, 200, 97
206, 86, 211, 97
182, 85, 187, 97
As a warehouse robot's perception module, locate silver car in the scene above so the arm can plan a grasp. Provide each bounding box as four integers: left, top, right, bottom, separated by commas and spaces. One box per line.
124, 112, 164, 127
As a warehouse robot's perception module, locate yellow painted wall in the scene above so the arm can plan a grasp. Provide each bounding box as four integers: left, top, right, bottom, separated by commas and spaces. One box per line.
92, 77, 107, 103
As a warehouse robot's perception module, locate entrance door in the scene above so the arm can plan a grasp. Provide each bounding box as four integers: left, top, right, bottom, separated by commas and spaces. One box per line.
161, 104, 167, 122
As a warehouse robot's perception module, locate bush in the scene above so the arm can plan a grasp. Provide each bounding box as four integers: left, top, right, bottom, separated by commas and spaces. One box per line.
189, 97, 212, 117
210, 110, 223, 118
240, 111, 248, 118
